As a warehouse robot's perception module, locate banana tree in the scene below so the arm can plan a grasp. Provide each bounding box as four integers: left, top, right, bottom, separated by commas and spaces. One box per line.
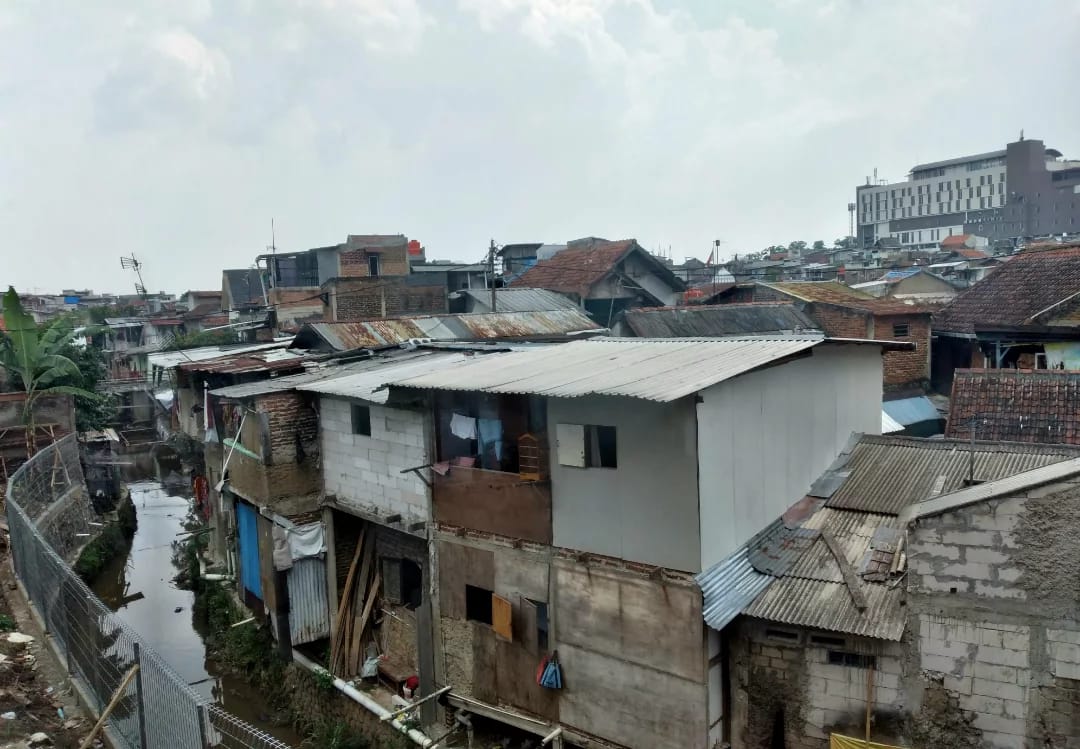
0, 287, 99, 457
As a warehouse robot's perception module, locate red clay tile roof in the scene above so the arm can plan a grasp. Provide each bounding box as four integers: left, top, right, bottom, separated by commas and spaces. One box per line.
512, 239, 683, 297
954, 248, 989, 260
934, 243, 1080, 333
512, 239, 636, 295
940, 234, 973, 249
946, 368, 1080, 445
762, 281, 929, 316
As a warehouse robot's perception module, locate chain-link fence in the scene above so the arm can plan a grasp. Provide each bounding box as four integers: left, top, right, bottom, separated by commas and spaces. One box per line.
5, 434, 293, 749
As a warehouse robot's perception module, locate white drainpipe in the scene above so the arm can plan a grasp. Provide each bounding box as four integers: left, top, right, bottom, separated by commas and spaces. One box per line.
292, 650, 435, 748
199, 555, 235, 582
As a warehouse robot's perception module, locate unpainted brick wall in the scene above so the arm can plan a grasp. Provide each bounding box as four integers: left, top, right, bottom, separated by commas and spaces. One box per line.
339, 245, 410, 278
805, 303, 871, 339
226, 391, 321, 506
326, 277, 447, 321
875, 313, 931, 387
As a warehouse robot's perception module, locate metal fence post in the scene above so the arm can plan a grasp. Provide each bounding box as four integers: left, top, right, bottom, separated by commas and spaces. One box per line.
133, 642, 149, 749
197, 703, 211, 749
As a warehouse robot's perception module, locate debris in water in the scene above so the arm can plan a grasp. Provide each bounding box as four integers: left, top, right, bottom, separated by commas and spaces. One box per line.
1, 711, 15, 719
174, 606, 183, 613
7, 632, 34, 644
29, 732, 51, 745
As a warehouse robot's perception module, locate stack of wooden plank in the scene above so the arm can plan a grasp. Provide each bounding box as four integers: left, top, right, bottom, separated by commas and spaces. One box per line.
329, 525, 382, 677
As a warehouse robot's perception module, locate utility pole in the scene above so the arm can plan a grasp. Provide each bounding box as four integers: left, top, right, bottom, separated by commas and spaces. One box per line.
488, 238, 497, 312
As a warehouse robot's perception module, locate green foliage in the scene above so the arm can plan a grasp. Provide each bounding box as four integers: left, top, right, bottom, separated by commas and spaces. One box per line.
0, 287, 102, 448
86, 304, 138, 325
313, 668, 335, 692
303, 721, 371, 749
73, 494, 138, 583
56, 337, 116, 431
168, 329, 238, 350
0, 614, 15, 631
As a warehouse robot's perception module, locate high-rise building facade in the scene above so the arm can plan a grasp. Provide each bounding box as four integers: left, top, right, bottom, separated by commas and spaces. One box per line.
856, 137, 1080, 249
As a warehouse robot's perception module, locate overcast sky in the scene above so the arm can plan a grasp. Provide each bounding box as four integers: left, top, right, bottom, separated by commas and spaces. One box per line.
2, 1, 1078, 295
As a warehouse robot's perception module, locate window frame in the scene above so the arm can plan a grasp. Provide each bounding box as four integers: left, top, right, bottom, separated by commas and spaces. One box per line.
351, 404, 372, 436
367, 252, 381, 277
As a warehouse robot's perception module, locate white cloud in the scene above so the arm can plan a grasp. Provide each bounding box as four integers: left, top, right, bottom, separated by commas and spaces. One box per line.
1, 0, 1077, 293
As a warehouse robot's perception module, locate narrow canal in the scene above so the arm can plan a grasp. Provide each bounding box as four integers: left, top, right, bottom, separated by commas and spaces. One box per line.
90, 477, 305, 746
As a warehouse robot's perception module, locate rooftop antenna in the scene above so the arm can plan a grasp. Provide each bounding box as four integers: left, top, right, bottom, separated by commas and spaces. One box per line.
119, 253, 147, 298
267, 218, 277, 255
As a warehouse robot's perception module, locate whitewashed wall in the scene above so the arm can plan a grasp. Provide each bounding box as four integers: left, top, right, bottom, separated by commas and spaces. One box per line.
319, 396, 429, 524
548, 395, 700, 572
697, 344, 883, 570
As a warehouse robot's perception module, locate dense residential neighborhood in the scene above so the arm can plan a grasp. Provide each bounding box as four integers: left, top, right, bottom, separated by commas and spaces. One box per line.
5, 219, 1080, 748
4, 1, 1080, 744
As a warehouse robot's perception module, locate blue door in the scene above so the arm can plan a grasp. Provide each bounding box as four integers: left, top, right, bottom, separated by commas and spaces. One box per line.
236, 501, 263, 600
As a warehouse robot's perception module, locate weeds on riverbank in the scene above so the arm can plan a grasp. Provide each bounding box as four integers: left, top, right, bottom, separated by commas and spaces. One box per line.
73, 491, 137, 583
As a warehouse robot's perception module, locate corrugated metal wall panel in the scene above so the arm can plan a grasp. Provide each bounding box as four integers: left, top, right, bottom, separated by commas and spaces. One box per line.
287, 557, 331, 645
236, 501, 262, 600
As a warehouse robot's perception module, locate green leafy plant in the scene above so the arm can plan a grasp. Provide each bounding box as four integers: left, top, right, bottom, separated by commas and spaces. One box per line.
0, 287, 101, 455
0, 614, 15, 631
313, 668, 335, 692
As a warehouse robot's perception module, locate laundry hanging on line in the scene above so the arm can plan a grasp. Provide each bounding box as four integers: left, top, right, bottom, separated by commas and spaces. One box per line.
450, 412, 477, 440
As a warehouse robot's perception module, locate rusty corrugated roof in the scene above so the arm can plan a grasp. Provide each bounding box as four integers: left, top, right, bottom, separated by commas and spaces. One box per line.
300, 310, 600, 351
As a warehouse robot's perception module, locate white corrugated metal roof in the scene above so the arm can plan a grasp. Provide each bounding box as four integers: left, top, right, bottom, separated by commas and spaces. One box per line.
882, 410, 904, 433
297, 351, 476, 404
147, 340, 293, 370
388, 336, 830, 403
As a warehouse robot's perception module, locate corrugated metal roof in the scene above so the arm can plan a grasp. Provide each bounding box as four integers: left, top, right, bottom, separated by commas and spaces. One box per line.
148, 341, 292, 370
882, 395, 941, 426
743, 573, 905, 641
882, 410, 904, 433
741, 506, 907, 641
787, 509, 901, 583
623, 304, 820, 338
389, 335, 829, 403
909, 457, 1080, 522
826, 434, 1080, 514
300, 309, 599, 351
455, 288, 580, 313
696, 522, 777, 631
287, 556, 331, 645
177, 347, 309, 374
208, 357, 398, 399
297, 351, 476, 404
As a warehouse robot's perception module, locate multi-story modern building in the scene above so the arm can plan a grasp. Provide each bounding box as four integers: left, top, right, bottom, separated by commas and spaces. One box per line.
856, 136, 1080, 249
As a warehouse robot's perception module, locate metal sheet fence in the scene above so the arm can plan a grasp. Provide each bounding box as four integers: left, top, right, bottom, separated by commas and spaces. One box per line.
4, 435, 293, 749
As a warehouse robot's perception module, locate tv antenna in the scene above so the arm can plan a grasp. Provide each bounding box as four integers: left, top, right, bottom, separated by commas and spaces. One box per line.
267, 218, 277, 255
120, 253, 147, 298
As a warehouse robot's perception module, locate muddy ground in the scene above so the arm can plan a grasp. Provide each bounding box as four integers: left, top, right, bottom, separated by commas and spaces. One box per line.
0, 538, 88, 749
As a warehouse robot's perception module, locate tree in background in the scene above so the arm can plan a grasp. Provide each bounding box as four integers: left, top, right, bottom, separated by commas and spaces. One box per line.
86, 304, 138, 325
0, 287, 102, 455
812, 240, 827, 251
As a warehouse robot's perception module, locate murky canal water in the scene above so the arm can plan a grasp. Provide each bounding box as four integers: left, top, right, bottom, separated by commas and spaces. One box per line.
91, 479, 305, 746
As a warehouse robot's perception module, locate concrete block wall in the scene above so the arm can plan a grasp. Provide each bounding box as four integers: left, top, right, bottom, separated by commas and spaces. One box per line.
906, 481, 1080, 749
909, 497, 1025, 599
916, 614, 1031, 748
320, 396, 428, 524
730, 622, 906, 749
